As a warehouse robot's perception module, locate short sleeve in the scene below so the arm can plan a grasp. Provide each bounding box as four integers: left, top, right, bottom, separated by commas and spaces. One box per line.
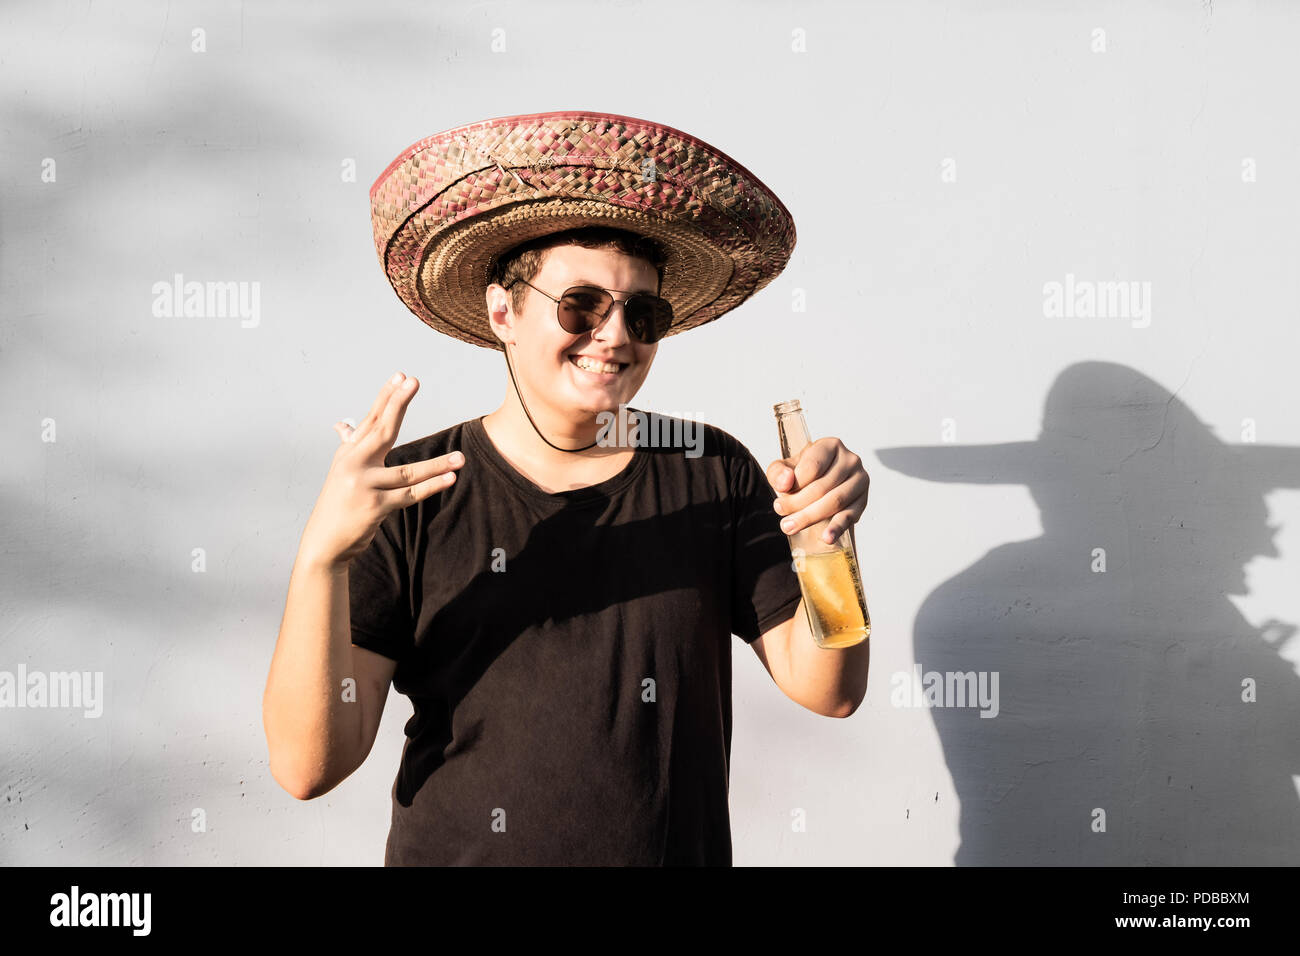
348, 504, 414, 663
725, 431, 804, 644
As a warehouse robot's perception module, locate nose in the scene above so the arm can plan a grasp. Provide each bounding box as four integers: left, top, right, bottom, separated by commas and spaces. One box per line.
589, 299, 632, 346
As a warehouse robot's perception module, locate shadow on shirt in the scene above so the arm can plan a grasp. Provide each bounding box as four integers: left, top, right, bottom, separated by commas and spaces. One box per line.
385, 427, 794, 815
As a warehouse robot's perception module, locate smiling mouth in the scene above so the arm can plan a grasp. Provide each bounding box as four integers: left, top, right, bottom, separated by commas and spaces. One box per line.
569, 355, 628, 375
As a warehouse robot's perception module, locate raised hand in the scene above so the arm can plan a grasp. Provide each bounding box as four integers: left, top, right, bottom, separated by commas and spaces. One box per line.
767, 437, 870, 545
298, 371, 464, 569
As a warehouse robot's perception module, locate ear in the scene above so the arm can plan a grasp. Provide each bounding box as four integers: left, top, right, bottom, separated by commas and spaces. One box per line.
485, 283, 516, 346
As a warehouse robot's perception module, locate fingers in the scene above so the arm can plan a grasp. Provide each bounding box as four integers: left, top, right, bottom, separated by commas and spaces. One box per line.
777, 478, 862, 537
369, 450, 466, 489
791, 441, 836, 491
377, 462, 460, 509
766, 458, 797, 493
820, 508, 860, 545
771, 439, 870, 540
766, 441, 835, 498
353, 373, 420, 456
774, 467, 842, 517
773, 442, 864, 511
354, 372, 407, 439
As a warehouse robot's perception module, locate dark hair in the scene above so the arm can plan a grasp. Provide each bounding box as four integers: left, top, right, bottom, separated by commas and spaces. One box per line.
490, 226, 668, 315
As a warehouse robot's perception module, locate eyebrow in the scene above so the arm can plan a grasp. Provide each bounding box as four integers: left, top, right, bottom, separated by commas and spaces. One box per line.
568, 277, 659, 296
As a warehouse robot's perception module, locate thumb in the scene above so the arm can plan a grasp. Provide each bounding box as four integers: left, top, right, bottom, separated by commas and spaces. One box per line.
767, 457, 796, 492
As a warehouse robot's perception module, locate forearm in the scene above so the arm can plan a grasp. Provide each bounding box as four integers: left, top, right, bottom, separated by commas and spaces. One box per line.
262, 550, 364, 798
784, 596, 870, 717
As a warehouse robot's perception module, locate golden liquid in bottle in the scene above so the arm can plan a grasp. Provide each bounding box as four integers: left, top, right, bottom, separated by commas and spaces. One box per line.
796, 548, 871, 649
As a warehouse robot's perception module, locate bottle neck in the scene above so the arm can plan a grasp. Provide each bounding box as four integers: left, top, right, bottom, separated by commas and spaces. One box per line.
777, 411, 812, 460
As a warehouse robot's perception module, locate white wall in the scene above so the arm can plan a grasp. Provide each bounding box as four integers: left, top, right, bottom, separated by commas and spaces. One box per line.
2, 0, 1297, 865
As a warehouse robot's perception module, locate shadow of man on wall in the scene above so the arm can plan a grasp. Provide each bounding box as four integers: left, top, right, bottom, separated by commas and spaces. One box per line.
876, 360, 1300, 864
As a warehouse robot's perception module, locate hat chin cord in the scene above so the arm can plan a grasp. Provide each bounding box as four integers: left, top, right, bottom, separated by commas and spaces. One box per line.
504, 341, 598, 453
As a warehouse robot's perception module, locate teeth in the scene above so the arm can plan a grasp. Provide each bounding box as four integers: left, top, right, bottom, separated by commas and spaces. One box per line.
573, 356, 621, 374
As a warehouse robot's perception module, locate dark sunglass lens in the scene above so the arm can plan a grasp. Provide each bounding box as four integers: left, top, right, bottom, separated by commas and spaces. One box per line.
626, 296, 674, 343
558, 287, 611, 333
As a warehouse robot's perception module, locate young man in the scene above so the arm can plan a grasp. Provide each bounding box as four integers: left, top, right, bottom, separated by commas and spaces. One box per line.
262, 113, 871, 865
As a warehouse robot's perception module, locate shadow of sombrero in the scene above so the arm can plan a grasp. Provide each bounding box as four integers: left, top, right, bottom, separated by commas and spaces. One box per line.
877, 362, 1300, 492
874, 361, 1300, 864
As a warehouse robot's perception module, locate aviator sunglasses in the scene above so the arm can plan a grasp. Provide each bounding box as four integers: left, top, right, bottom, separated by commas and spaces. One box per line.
506, 276, 675, 344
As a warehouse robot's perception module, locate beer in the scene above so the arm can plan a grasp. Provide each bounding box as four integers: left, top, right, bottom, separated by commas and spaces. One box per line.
795, 548, 871, 648
774, 400, 871, 649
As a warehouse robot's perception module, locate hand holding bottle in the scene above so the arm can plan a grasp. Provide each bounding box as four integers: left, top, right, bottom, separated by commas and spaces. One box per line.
767, 437, 870, 546
770, 400, 871, 649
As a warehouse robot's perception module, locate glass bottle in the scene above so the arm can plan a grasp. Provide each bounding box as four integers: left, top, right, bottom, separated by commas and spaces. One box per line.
774, 399, 871, 649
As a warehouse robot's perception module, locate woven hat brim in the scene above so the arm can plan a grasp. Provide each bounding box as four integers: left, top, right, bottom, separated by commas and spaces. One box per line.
371, 111, 796, 350
416, 197, 736, 349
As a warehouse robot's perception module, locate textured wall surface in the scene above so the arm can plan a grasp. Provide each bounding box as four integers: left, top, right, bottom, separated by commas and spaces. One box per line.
2, 0, 1298, 866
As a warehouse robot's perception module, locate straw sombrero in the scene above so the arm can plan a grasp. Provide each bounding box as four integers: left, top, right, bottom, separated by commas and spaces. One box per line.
369, 110, 797, 350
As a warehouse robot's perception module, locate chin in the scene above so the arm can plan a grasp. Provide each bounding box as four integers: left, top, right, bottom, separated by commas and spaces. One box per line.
569, 391, 632, 418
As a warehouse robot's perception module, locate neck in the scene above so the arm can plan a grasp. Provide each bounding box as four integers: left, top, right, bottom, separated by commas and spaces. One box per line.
484, 364, 633, 470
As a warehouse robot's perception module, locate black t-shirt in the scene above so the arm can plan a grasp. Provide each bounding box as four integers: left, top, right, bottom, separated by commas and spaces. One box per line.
347, 410, 802, 865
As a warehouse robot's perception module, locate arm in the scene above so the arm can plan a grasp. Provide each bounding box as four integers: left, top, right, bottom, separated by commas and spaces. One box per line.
755, 449, 872, 718
261, 371, 462, 799
263, 556, 398, 799
751, 590, 870, 718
